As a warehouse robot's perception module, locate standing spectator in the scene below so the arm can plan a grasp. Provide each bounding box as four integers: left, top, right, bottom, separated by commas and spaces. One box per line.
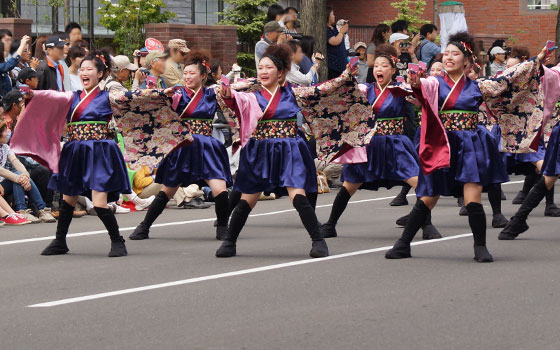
53, 32, 72, 91
299, 35, 316, 75
286, 40, 319, 86
390, 32, 419, 77
489, 46, 507, 75
103, 55, 139, 93
74, 39, 89, 54
0, 121, 55, 223
206, 62, 223, 86
336, 19, 351, 52
354, 42, 368, 83
391, 19, 409, 35
10, 39, 39, 87
326, 7, 348, 79
0, 36, 30, 97
2, 90, 23, 134
255, 21, 285, 68
0, 29, 13, 58
66, 45, 86, 91
65, 22, 82, 46
139, 52, 168, 89
266, 4, 285, 23
366, 24, 391, 82
284, 7, 299, 34
34, 36, 48, 60
163, 39, 190, 87
36, 36, 66, 91
418, 24, 440, 67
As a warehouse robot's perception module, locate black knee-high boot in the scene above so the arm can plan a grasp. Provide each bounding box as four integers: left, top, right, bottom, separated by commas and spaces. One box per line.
421, 212, 442, 240
385, 199, 430, 259
499, 178, 548, 240
390, 183, 411, 206
214, 191, 230, 241
488, 185, 508, 228
95, 206, 127, 257
306, 192, 318, 210
466, 202, 493, 262
544, 185, 560, 217
215, 199, 252, 257
293, 194, 328, 258
215, 189, 242, 227
512, 172, 539, 204
41, 200, 74, 255
130, 191, 169, 240
321, 187, 351, 238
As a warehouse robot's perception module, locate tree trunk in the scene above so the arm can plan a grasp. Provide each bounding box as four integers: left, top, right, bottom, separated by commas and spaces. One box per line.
64, 0, 71, 27
556, 9, 560, 59
301, 0, 327, 82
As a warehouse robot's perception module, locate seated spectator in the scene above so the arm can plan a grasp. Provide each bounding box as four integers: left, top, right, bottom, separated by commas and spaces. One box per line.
66, 44, 86, 91
103, 55, 139, 92
139, 52, 168, 89
354, 42, 368, 83
366, 24, 391, 83
286, 40, 319, 86
37, 36, 67, 91
65, 22, 82, 46
10, 39, 39, 87
0, 36, 30, 97
163, 39, 189, 87
418, 24, 440, 67
17, 67, 39, 90
255, 21, 286, 68
0, 193, 29, 225
2, 90, 23, 134
133, 166, 161, 199
0, 121, 55, 223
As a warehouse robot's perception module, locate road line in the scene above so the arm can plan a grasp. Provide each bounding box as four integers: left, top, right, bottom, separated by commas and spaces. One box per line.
28, 232, 473, 307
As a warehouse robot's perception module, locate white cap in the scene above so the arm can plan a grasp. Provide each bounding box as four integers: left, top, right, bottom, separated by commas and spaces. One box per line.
112, 55, 138, 71
490, 46, 506, 55
389, 33, 409, 44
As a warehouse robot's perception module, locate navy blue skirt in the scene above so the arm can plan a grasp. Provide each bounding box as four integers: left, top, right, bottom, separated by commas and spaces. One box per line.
341, 134, 419, 190
543, 123, 560, 177
491, 124, 543, 175
48, 139, 131, 203
234, 136, 317, 194
156, 134, 232, 188
416, 127, 509, 197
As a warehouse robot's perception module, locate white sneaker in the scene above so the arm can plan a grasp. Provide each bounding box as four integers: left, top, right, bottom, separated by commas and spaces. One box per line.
113, 205, 130, 214
134, 195, 154, 211
17, 209, 40, 224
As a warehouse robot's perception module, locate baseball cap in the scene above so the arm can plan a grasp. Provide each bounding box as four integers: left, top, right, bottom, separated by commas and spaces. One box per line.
168, 39, 190, 53
17, 67, 38, 84
490, 46, 506, 56
145, 51, 168, 67
263, 21, 283, 34
112, 55, 138, 71
354, 42, 367, 50
3, 90, 23, 111
45, 36, 67, 48
389, 33, 409, 44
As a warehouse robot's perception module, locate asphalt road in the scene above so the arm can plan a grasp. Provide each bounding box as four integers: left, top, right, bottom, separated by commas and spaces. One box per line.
1, 175, 560, 350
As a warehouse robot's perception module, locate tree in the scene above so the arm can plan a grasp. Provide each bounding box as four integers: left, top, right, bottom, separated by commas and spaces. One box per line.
220, 0, 277, 77
383, 0, 430, 33
97, 0, 175, 56
301, 0, 327, 82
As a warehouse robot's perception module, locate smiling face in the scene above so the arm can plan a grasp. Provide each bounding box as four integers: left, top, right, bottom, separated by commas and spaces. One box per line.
258, 57, 282, 90
0, 125, 8, 144
183, 64, 206, 90
79, 59, 103, 91
430, 61, 444, 77
373, 56, 396, 87
443, 44, 467, 76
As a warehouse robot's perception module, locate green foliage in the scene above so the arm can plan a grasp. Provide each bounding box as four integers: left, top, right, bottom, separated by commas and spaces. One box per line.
97, 0, 175, 56
220, 0, 277, 75
383, 0, 430, 33
508, 29, 527, 44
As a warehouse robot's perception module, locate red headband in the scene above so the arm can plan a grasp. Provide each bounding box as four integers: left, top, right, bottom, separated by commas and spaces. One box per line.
202, 60, 211, 72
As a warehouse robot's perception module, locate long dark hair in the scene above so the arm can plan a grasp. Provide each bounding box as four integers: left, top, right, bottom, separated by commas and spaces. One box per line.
300, 36, 315, 58
326, 6, 333, 25
371, 24, 390, 46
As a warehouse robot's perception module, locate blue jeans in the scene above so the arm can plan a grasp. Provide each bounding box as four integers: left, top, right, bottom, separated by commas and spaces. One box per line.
1, 174, 46, 211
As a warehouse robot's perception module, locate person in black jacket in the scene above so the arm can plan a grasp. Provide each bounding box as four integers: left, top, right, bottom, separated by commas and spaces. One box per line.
36, 36, 67, 91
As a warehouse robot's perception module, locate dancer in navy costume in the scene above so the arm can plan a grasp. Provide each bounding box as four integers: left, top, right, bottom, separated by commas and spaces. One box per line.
385, 33, 531, 262
216, 44, 328, 258
321, 44, 441, 240
130, 50, 233, 241
41, 51, 133, 257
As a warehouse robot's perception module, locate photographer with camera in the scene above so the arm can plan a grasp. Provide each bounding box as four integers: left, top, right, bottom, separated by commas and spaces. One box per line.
390, 32, 419, 77
327, 7, 348, 79
255, 21, 289, 69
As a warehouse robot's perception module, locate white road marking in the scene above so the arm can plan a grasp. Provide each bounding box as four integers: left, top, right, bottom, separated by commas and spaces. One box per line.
0, 180, 524, 247
28, 232, 473, 307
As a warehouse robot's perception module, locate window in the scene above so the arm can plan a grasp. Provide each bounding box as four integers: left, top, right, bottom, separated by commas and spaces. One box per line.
193, 0, 223, 25
527, 0, 558, 9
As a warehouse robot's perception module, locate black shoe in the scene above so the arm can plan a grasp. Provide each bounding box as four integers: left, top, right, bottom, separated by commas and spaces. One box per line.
396, 214, 409, 227
309, 239, 329, 258
183, 198, 211, 209
320, 222, 337, 238
385, 239, 411, 259
422, 224, 442, 240
213, 219, 218, 227
129, 223, 150, 240
41, 239, 69, 255
389, 194, 408, 206
544, 203, 560, 217
512, 191, 527, 205
501, 190, 506, 201
216, 226, 228, 241
498, 218, 529, 240
473, 246, 493, 262
459, 205, 468, 216
492, 213, 508, 228
216, 240, 236, 257
108, 238, 128, 257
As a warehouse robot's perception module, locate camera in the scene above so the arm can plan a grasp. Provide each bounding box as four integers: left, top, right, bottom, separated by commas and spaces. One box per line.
399, 42, 411, 48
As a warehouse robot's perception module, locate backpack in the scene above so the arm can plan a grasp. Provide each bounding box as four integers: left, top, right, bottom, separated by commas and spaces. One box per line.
415, 40, 428, 62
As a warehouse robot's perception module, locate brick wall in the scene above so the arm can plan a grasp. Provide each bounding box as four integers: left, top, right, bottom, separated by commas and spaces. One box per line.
328, 0, 555, 57
144, 24, 238, 72
0, 18, 32, 39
